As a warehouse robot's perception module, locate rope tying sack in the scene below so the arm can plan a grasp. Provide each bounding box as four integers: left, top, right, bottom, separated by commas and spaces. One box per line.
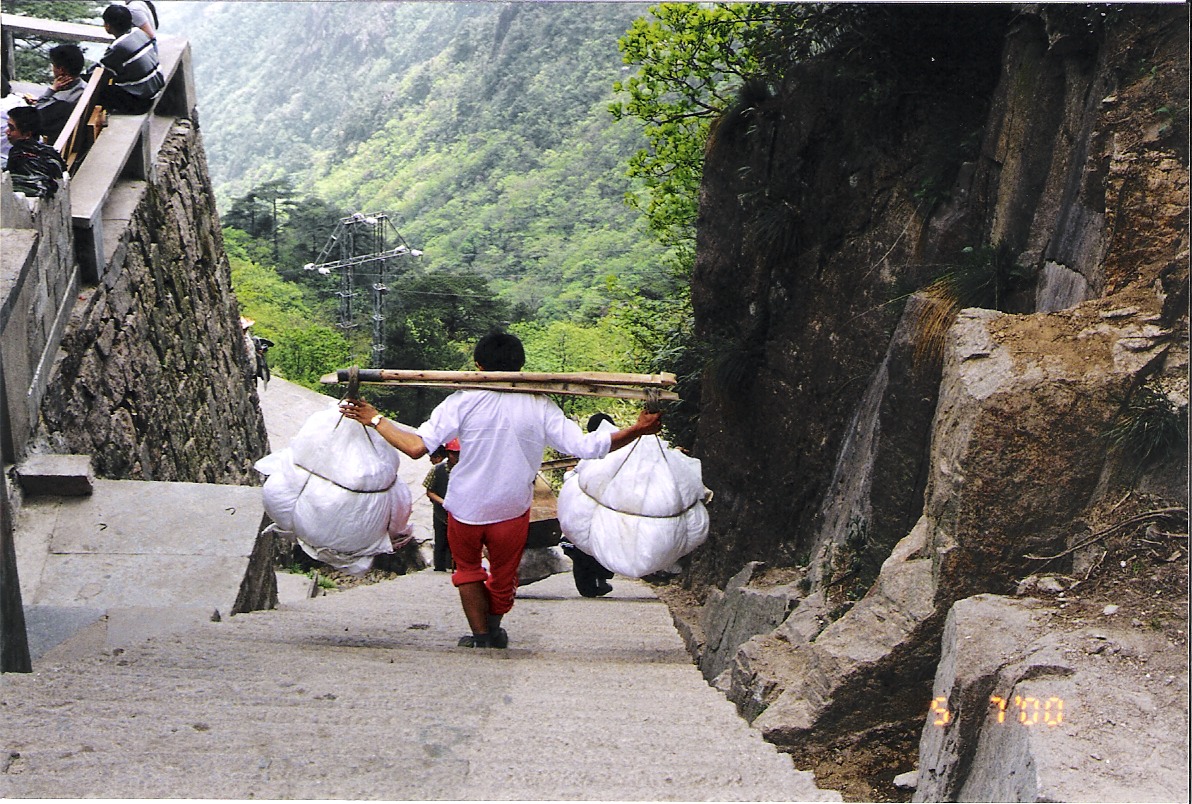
254, 402, 413, 575
557, 429, 710, 578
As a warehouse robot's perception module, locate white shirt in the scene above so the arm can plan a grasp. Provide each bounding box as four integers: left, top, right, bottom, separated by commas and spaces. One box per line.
126, 1, 155, 34
417, 390, 612, 524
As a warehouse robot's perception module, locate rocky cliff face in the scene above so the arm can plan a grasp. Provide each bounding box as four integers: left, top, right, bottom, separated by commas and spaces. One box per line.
682, 6, 1187, 799
34, 120, 268, 484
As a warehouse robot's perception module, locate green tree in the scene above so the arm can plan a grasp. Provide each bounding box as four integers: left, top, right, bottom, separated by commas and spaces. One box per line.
227, 230, 350, 390
610, 3, 763, 246
5, 1, 105, 82
367, 269, 511, 422
223, 178, 299, 261
513, 318, 638, 422
280, 195, 348, 281
609, 3, 855, 246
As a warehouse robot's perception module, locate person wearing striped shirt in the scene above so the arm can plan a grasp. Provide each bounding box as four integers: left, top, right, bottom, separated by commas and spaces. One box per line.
98, 4, 164, 114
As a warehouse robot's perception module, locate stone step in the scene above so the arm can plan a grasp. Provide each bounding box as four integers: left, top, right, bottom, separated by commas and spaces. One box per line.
13, 453, 94, 496
1, 571, 841, 801
13, 477, 269, 659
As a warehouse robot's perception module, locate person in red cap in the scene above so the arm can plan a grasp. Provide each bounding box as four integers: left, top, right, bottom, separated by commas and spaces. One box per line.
341, 331, 661, 648
423, 439, 460, 572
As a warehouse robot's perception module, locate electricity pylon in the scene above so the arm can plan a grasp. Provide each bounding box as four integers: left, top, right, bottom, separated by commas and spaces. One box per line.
305, 213, 422, 365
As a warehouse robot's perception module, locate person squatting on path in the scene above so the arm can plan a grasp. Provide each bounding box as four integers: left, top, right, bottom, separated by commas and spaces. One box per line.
340, 331, 662, 648
424, 439, 460, 572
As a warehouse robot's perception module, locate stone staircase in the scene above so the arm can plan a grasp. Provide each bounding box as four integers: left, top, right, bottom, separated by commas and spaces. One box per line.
1, 569, 840, 801
13, 475, 270, 660
3, 376, 840, 799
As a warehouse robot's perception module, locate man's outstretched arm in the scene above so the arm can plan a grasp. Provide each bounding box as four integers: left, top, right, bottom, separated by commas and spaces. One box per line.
339, 398, 429, 459
609, 410, 663, 452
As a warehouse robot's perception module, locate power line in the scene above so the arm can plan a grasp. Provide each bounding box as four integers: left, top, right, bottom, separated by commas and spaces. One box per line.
306, 212, 423, 365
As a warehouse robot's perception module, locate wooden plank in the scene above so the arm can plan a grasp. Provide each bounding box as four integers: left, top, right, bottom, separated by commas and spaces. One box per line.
321, 368, 676, 387
55, 68, 106, 171
540, 457, 580, 472
1, 14, 112, 44
350, 379, 678, 402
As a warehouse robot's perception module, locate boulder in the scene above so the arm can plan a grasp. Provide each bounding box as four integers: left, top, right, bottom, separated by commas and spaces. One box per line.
915, 594, 1189, 803
698, 562, 800, 683
518, 546, 569, 585
723, 299, 1176, 768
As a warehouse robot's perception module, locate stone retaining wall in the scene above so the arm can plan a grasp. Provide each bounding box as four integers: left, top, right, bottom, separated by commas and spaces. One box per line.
0, 172, 78, 464
32, 118, 268, 484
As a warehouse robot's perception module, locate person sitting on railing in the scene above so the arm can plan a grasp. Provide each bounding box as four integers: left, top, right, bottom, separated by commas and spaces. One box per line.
4, 106, 67, 197
126, 0, 159, 54
24, 44, 87, 145
97, 3, 164, 114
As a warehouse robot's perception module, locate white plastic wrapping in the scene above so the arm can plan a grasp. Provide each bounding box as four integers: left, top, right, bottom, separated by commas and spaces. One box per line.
255, 408, 412, 575
557, 430, 709, 578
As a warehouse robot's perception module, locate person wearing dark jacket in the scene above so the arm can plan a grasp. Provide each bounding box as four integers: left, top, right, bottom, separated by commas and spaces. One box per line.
98, 4, 164, 114
5, 106, 67, 197
27, 44, 87, 144
558, 412, 617, 597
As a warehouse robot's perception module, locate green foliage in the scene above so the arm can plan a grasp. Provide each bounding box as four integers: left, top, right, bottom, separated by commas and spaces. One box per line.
180, 2, 667, 326
608, 3, 862, 247
610, 4, 764, 246
180, 4, 750, 419
225, 181, 351, 283
226, 230, 351, 390
606, 244, 702, 446
283, 564, 337, 590
513, 318, 639, 422
936, 243, 1027, 312
6, 1, 105, 82
1104, 382, 1189, 473
910, 243, 1031, 369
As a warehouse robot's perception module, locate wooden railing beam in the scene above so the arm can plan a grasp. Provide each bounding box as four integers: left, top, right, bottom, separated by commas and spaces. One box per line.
0, 14, 112, 44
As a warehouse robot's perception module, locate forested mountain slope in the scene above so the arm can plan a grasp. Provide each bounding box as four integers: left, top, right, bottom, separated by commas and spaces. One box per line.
164, 2, 667, 320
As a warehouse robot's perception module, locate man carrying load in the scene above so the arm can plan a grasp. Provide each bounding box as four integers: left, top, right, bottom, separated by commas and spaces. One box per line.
340, 331, 662, 648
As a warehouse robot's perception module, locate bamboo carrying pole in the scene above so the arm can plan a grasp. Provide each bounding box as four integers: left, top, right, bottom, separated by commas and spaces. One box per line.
321, 368, 680, 403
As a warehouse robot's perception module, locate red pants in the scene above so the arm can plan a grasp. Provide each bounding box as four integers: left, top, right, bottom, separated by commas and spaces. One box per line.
447, 510, 530, 616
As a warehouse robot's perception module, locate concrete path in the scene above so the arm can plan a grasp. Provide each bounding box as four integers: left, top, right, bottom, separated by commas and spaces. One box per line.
15, 478, 265, 659
2, 376, 840, 800
2, 568, 838, 800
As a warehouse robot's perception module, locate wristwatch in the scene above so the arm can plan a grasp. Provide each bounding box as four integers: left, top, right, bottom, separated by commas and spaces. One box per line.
369, 414, 383, 427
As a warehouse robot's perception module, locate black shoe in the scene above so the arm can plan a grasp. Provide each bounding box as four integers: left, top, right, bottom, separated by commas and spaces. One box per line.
594, 581, 613, 597
489, 627, 509, 649
457, 634, 490, 648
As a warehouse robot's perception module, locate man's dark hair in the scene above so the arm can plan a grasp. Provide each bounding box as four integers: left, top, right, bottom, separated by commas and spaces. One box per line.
8, 106, 42, 137
474, 331, 525, 371
48, 44, 85, 76
103, 4, 134, 33
587, 412, 615, 433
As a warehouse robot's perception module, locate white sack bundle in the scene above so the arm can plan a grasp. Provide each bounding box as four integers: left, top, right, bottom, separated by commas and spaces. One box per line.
255, 408, 412, 575
557, 428, 709, 578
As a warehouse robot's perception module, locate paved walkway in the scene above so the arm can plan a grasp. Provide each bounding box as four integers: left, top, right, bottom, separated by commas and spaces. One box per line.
1, 376, 840, 800
2, 570, 837, 800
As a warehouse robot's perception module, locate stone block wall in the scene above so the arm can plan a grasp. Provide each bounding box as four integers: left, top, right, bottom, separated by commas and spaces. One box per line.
33, 119, 268, 484
0, 172, 79, 463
